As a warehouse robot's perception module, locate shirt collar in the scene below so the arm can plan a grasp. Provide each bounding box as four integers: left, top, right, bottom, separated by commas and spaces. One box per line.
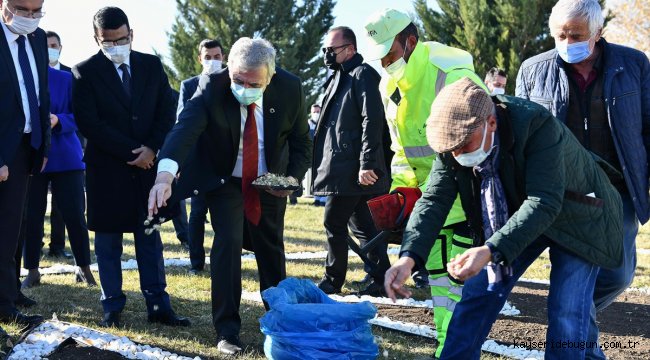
1, 21, 20, 44
112, 56, 131, 71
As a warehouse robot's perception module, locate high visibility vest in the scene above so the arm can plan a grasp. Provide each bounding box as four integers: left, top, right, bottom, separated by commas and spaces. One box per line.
380, 41, 487, 226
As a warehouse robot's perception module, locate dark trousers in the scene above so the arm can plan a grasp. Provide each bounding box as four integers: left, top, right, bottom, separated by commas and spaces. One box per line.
0, 137, 31, 315
323, 194, 390, 288
49, 195, 66, 251
22, 170, 91, 269
188, 195, 208, 270
171, 199, 188, 243
94, 227, 171, 314
207, 178, 287, 337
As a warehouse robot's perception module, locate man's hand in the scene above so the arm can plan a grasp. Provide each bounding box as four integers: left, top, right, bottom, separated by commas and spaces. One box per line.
384, 256, 415, 302
127, 146, 156, 169
148, 171, 174, 217
41, 157, 48, 172
0, 166, 8, 182
358, 169, 378, 186
49, 114, 59, 128
447, 245, 492, 282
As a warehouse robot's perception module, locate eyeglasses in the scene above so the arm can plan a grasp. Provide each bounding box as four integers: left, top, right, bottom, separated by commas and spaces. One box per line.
98, 33, 132, 47
321, 44, 351, 54
5, 1, 45, 19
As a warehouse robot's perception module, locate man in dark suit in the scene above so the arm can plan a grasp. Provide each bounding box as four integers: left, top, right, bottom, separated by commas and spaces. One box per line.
72, 6, 189, 328
177, 38, 223, 275
45, 30, 74, 258
149, 37, 311, 355
0, 0, 51, 326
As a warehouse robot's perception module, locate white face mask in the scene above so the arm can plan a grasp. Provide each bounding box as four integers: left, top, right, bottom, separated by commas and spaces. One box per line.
3, 10, 40, 35
48, 48, 60, 64
310, 113, 320, 122
101, 44, 131, 65
453, 124, 494, 167
385, 41, 408, 82
202, 59, 222, 74
230, 82, 264, 106
491, 87, 505, 96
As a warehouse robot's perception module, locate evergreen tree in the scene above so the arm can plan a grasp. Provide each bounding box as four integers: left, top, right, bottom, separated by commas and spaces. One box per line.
414, 0, 608, 93
167, 0, 335, 107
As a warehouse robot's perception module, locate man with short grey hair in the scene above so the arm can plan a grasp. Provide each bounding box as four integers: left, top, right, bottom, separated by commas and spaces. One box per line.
149, 37, 311, 355
517, 1, 650, 357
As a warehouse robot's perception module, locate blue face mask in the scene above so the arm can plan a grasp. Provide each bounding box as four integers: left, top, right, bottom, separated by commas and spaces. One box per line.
556, 39, 592, 64
230, 82, 264, 106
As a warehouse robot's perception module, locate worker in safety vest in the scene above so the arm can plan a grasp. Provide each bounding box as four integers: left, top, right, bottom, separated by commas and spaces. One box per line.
364, 8, 487, 358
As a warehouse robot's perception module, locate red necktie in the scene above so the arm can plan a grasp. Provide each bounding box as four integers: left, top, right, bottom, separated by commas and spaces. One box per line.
242, 103, 261, 225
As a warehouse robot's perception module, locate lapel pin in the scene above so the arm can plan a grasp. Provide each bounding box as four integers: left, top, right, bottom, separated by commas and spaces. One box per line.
269, 108, 275, 114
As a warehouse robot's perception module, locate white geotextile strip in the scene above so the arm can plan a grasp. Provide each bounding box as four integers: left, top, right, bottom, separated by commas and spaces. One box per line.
21, 250, 650, 295
8, 320, 200, 360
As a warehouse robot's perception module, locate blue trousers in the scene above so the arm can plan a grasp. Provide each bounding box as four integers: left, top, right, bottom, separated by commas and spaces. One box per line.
94, 227, 171, 314
188, 195, 208, 270
440, 236, 599, 359
586, 192, 639, 359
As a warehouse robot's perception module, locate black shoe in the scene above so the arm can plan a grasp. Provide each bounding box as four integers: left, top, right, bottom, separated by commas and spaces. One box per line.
148, 310, 191, 327
217, 335, 243, 355
357, 280, 387, 297
351, 273, 372, 286
188, 268, 202, 276
0, 311, 43, 326
15, 292, 37, 308
317, 278, 341, 295
179, 241, 190, 251
99, 311, 121, 328
48, 249, 72, 259
412, 271, 429, 289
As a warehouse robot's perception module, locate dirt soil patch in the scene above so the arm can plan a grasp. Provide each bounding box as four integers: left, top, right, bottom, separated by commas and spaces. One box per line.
376, 283, 650, 359
47, 341, 126, 360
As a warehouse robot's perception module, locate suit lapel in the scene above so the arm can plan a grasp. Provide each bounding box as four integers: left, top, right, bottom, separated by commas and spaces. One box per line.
262, 77, 280, 165
0, 25, 23, 111
129, 52, 146, 109
223, 73, 242, 158
94, 50, 131, 109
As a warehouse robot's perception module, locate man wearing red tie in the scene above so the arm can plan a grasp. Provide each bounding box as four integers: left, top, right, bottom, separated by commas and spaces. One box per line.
149, 37, 311, 355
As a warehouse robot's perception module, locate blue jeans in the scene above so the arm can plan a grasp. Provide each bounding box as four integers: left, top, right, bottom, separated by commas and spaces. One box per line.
585, 192, 639, 359
95, 227, 171, 314
440, 236, 599, 360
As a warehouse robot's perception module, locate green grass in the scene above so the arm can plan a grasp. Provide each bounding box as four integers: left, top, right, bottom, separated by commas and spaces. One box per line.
8, 198, 650, 359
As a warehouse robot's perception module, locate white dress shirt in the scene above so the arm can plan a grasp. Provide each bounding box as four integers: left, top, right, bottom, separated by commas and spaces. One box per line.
158, 95, 268, 179
2, 22, 40, 134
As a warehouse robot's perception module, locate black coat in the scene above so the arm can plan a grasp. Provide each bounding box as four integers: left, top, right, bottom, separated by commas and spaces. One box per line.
72, 50, 176, 232
159, 67, 312, 202
312, 53, 389, 196
0, 27, 51, 172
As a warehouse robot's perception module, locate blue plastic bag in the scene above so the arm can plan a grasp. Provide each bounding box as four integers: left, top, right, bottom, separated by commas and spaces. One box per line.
260, 277, 379, 359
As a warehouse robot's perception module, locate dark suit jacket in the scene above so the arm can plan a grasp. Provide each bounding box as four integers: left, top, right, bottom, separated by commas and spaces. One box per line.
72, 50, 176, 232
159, 68, 312, 202
0, 27, 51, 172
177, 75, 200, 116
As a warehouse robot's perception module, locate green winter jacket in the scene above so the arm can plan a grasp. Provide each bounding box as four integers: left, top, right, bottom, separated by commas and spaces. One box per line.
402, 95, 624, 269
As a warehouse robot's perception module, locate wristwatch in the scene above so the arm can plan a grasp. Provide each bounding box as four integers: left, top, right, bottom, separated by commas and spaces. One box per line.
485, 242, 503, 264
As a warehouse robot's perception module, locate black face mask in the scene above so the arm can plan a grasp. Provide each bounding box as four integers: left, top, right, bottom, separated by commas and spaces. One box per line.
324, 51, 340, 70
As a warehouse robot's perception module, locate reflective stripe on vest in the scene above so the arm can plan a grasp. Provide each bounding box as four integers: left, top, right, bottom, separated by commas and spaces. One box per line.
429, 276, 451, 287
446, 297, 458, 312
435, 68, 447, 95
448, 283, 463, 297
432, 295, 448, 307
404, 145, 436, 158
